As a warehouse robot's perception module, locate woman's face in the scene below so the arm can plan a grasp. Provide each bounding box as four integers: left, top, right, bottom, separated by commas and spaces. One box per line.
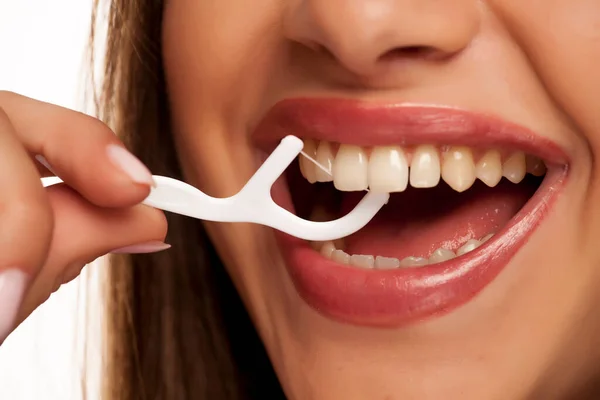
162, 1, 600, 398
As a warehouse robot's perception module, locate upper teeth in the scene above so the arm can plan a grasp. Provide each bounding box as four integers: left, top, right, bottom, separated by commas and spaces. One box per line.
299, 140, 546, 192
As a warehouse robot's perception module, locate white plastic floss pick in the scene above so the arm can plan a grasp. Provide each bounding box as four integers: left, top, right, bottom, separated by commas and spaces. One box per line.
41, 136, 389, 241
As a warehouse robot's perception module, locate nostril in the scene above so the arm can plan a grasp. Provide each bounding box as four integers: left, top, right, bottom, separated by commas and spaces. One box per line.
297, 39, 337, 60
379, 46, 446, 62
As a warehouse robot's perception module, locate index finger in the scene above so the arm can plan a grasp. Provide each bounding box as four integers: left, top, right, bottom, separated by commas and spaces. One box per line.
0, 91, 155, 208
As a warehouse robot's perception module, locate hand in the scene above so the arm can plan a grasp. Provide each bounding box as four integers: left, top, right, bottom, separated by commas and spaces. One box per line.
0, 91, 169, 343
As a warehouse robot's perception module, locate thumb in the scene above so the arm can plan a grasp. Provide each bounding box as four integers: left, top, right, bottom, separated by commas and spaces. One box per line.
15, 184, 169, 327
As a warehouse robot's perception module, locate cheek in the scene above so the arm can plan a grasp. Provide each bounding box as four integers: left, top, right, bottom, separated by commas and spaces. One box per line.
161, 0, 286, 196
492, 0, 600, 242
492, 1, 600, 149
160, 1, 293, 298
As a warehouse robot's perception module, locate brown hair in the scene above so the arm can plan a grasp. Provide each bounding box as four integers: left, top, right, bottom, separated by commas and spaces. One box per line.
91, 1, 284, 398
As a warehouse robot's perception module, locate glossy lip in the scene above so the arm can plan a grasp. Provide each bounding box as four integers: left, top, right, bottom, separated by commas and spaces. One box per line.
253, 98, 570, 327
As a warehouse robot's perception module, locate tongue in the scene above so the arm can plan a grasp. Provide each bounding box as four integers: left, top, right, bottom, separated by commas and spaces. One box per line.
341, 178, 538, 260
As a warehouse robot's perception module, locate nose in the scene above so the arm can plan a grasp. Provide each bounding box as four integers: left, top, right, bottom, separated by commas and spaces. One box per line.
283, 0, 480, 76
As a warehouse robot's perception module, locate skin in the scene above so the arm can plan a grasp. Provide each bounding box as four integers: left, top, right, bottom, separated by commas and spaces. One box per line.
3, 0, 600, 399
160, 0, 600, 399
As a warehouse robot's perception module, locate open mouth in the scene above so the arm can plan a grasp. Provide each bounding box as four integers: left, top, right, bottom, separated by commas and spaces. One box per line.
294, 140, 546, 268
254, 99, 569, 327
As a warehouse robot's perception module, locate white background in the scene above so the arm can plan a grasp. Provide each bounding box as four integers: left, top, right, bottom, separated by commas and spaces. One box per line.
0, 1, 104, 399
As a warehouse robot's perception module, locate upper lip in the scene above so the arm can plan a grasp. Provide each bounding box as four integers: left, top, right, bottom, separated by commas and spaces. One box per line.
253, 98, 568, 165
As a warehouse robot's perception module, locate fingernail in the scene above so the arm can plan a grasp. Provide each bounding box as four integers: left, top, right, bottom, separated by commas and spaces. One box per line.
35, 155, 59, 176
0, 269, 28, 343
110, 241, 171, 254
106, 144, 155, 187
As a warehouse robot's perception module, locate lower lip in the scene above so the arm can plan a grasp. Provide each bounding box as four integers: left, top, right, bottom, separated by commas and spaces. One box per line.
274, 168, 568, 327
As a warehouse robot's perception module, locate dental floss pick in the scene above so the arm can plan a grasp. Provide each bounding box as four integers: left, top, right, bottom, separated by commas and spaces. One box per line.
144, 136, 388, 240
41, 136, 389, 241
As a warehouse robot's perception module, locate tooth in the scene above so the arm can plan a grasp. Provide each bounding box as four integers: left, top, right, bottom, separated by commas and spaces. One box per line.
441, 146, 476, 192
428, 248, 456, 264
409, 145, 441, 188
315, 141, 334, 182
332, 145, 369, 191
368, 146, 409, 193
375, 256, 401, 269
503, 152, 526, 183
526, 155, 547, 177
456, 239, 481, 256
475, 150, 502, 187
310, 241, 322, 251
350, 255, 375, 269
399, 256, 429, 267
480, 233, 494, 243
320, 241, 336, 258
332, 249, 350, 265
300, 139, 318, 183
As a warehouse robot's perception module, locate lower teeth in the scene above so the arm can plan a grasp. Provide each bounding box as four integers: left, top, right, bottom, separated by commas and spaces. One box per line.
311, 233, 495, 269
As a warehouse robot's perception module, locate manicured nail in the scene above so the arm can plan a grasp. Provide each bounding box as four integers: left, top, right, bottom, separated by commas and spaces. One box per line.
35, 155, 59, 176
106, 144, 155, 187
110, 241, 171, 254
0, 269, 28, 343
